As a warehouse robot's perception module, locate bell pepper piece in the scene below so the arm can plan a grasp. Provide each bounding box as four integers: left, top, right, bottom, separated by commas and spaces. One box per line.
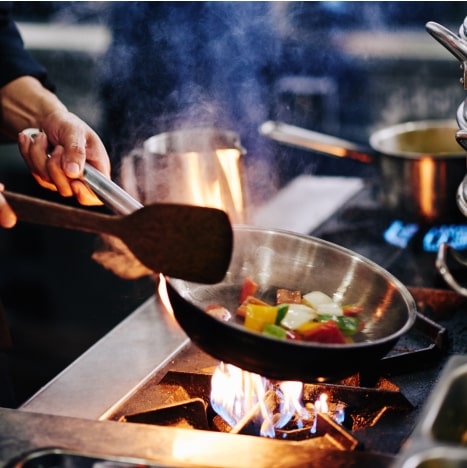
336, 316, 361, 336
275, 304, 288, 325
263, 323, 287, 339
240, 276, 259, 304
300, 320, 346, 344
237, 295, 270, 317
244, 304, 279, 332
342, 305, 364, 316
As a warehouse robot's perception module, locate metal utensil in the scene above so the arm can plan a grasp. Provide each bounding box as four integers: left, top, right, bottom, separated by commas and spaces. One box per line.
4, 191, 233, 284
22, 128, 142, 215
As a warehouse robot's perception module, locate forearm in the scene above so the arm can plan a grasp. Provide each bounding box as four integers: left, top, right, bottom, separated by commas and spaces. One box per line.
0, 75, 67, 139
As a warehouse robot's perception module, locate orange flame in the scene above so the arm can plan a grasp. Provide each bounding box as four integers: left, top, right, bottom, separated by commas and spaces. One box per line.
158, 274, 174, 316
210, 362, 310, 437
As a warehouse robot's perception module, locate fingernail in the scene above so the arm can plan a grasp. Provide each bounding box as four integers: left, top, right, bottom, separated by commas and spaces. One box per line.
18, 132, 27, 144
65, 162, 81, 177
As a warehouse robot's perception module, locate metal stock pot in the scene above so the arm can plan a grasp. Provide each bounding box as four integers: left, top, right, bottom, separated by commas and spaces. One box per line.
260, 120, 465, 224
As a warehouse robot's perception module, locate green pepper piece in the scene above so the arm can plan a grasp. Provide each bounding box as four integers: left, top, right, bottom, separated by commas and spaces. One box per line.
316, 314, 335, 322
275, 304, 289, 325
263, 323, 287, 339
336, 316, 360, 336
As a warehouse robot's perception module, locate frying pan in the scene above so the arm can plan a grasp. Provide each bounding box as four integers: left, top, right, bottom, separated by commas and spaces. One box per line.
167, 226, 417, 382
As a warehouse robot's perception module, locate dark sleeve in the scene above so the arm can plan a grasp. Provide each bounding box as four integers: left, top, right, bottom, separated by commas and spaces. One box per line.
0, 2, 53, 89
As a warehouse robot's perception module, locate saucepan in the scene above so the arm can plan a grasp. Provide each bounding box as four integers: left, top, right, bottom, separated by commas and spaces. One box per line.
259, 120, 466, 224
167, 226, 417, 382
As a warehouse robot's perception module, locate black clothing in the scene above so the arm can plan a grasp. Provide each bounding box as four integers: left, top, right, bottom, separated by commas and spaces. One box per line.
0, 1, 52, 89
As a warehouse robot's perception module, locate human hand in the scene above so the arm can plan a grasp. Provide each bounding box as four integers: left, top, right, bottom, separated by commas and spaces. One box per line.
17, 110, 111, 206
0, 184, 17, 228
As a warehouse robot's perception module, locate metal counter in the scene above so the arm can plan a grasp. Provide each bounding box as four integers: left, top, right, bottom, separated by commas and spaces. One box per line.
19, 295, 189, 420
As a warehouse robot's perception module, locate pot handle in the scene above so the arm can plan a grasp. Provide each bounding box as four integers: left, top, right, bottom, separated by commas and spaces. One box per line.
456, 173, 467, 217
436, 242, 467, 296
259, 121, 374, 164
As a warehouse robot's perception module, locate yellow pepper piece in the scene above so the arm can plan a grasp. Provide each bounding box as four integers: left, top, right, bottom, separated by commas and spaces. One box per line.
244, 304, 278, 332
297, 321, 321, 334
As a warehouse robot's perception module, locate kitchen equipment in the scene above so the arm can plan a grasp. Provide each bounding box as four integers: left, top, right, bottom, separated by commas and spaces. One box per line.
166, 225, 417, 382
393, 355, 467, 468
259, 120, 465, 224
120, 128, 247, 224
424, 20, 467, 295
3, 191, 233, 284
11, 180, 467, 466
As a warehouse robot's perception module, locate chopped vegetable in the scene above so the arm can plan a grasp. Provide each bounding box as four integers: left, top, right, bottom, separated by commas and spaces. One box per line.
280, 303, 317, 330
206, 280, 366, 345
302, 291, 334, 310
240, 276, 259, 304
300, 320, 346, 344
206, 304, 232, 321
245, 304, 281, 332
316, 302, 343, 316
237, 295, 269, 317
263, 323, 287, 339
343, 305, 364, 316
336, 316, 363, 335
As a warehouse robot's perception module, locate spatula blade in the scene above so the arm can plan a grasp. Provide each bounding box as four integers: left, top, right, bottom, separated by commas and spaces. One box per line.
122, 203, 233, 284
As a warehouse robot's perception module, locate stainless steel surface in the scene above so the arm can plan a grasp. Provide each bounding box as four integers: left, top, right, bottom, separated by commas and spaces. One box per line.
393, 355, 467, 467
425, 21, 467, 87
168, 225, 417, 381
425, 19, 467, 223
20, 295, 189, 419
83, 163, 143, 215
259, 120, 373, 162
436, 242, 467, 297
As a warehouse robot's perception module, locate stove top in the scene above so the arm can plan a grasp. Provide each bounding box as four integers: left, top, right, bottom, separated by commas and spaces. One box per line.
13, 177, 467, 468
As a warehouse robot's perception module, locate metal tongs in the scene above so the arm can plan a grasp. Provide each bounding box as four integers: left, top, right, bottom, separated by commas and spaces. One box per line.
426, 20, 467, 295
22, 128, 142, 215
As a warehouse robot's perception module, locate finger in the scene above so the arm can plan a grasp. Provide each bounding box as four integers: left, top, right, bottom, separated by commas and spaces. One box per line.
0, 186, 17, 229
70, 179, 104, 206
59, 128, 87, 179
46, 146, 74, 197
21, 132, 54, 185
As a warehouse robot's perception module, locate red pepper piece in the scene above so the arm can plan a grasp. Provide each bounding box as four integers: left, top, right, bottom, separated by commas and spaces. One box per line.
342, 305, 364, 317
300, 320, 346, 344
239, 276, 259, 304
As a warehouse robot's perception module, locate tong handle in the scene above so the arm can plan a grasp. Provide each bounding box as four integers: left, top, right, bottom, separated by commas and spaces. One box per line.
83, 163, 142, 215
22, 128, 142, 215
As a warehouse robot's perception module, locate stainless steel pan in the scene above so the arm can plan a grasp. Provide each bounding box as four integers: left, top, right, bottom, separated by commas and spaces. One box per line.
167, 226, 417, 382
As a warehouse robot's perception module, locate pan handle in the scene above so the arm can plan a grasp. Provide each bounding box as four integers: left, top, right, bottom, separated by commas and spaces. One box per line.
436, 242, 467, 296
259, 121, 374, 163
